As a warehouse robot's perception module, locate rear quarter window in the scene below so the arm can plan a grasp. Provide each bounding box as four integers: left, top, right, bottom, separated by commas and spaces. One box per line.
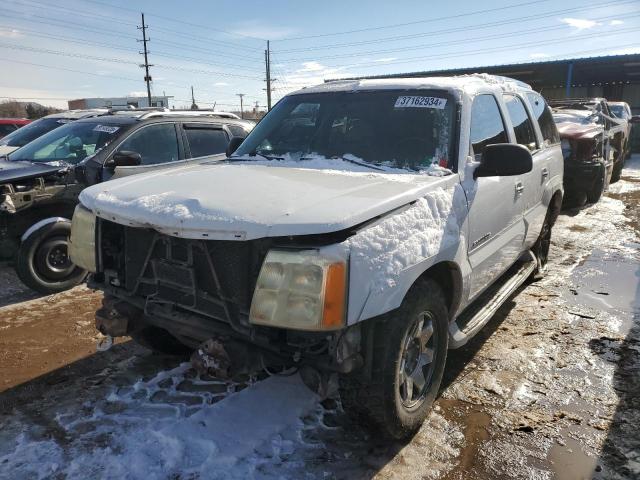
185, 127, 229, 157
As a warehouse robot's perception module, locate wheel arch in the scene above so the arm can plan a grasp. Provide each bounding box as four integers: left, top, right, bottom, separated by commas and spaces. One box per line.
548, 188, 563, 226
411, 261, 464, 322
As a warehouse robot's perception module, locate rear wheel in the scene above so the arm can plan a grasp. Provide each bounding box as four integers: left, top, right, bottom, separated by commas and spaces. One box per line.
531, 209, 554, 280
339, 279, 449, 440
15, 221, 86, 294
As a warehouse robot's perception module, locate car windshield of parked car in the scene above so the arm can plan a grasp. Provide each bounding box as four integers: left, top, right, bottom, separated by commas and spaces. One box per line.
233, 90, 455, 171
609, 104, 627, 119
552, 110, 601, 126
9, 121, 125, 164
0, 117, 64, 148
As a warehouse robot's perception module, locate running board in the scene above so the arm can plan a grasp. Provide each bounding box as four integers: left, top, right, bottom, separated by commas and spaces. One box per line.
448, 251, 537, 349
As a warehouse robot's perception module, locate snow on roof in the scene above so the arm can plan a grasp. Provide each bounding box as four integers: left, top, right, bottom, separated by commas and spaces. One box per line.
290, 74, 532, 96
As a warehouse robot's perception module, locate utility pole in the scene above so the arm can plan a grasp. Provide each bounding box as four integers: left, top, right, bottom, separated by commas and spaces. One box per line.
264, 40, 272, 111
236, 93, 245, 119
190, 86, 198, 110
137, 13, 153, 107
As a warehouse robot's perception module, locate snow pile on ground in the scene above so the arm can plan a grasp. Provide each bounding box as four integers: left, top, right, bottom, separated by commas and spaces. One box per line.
347, 186, 460, 293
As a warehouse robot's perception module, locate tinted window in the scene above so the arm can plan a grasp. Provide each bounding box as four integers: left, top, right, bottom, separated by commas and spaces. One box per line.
185, 127, 228, 157
470, 95, 508, 158
0, 117, 63, 147
235, 91, 455, 171
526, 93, 560, 146
227, 124, 248, 137
0, 124, 17, 137
118, 123, 179, 165
504, 95, 537, 151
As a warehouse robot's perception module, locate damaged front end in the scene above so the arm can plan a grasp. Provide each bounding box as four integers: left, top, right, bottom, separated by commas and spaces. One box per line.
88, 219, 365, 388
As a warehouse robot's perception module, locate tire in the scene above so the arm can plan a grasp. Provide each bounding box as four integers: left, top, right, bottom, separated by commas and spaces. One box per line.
15, 221, 87, 294
586, 168, 605, 204
610, 158, 623, 183
531, 209, 553, 280
339, 278, 449, 440
130, 325, 192, 356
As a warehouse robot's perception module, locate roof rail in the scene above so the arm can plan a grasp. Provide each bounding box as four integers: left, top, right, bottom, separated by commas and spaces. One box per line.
138, 110, 241, 120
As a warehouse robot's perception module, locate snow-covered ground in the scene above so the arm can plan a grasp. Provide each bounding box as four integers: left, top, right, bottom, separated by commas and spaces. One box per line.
0, 156, 639, 479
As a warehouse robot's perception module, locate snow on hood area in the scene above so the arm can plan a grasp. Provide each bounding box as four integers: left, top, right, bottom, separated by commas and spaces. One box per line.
79, 159, 452, 240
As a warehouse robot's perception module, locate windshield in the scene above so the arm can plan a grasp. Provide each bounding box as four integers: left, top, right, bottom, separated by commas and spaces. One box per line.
9, 121, 127, 164
0, 117, 65, 148
552, 111, 601, 126
234, 90, 455, 171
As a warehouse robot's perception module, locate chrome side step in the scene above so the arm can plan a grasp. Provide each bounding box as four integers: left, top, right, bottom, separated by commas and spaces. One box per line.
448, 251, 536, 349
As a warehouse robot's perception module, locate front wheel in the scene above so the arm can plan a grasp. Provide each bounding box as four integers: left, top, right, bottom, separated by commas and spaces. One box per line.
15, 221, 87, 294
586, 167, 606, 204
339, 279, 449, 440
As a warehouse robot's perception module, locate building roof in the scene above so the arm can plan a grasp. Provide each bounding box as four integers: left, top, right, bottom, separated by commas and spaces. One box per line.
339, 54, 640, 90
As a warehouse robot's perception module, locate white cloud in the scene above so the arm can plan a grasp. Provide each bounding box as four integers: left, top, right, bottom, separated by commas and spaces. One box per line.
609, 20, 624, 26
214, 82, 229, 87
275, 61, 356, 97
560, 18, 599, 29
374, 57, 397, 63
0, 28, 22, 38
529, 53, 549, 59
299, 61, 325, 72
127, 91, 147, 97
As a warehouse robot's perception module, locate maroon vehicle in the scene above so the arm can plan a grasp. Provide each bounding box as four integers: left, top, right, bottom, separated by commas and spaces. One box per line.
552, 108, 608, 205
0, 118, 31, 139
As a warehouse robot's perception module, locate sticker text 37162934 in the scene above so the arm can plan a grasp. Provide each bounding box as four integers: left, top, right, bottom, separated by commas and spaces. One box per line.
394, 96, 447, 109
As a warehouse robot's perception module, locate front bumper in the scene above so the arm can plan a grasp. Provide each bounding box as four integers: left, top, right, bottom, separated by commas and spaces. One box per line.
563, 160, 605, 196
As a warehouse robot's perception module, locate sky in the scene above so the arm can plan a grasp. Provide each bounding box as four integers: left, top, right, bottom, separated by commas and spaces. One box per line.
0, 0, 638, 110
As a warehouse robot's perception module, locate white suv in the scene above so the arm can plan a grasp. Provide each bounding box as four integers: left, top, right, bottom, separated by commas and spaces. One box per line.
70, 74, 563, 439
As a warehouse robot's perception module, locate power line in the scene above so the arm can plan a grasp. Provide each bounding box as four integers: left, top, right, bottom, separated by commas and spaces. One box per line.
0, 56, 141, 82
273, 0, 638, 53
275, 10, 640, 63
274, 0, 552, 41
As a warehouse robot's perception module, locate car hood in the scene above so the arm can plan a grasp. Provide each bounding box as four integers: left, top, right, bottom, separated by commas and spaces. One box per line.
556, 122, 603, 140
0, 160, 63, 184
79, 162, 448, 240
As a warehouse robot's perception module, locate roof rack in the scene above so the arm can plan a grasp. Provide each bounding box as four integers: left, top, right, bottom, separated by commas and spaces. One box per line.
107, 108, 241, 120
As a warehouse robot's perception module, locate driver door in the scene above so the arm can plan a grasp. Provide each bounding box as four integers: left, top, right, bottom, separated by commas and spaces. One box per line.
462, 94, 526, 300
104, 123, 184, 181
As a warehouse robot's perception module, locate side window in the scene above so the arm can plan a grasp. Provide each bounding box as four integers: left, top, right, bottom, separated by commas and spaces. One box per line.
118, 123, 179, 165
185, 127, 229, 157
470, 94, 508, 158
227, 124, 248, 137
503, 94, 537, 151
525, 93, 560, 146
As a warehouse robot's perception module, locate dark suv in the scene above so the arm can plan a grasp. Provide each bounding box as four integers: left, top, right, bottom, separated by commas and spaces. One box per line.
0, 110, 253, 293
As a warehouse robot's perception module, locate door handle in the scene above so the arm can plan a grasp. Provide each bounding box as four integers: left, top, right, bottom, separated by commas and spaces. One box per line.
541, 167, 549, 179
515, 182, 524, 195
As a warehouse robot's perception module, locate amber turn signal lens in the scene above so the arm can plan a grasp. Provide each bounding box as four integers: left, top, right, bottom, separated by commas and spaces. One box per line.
322, 262, 346, 329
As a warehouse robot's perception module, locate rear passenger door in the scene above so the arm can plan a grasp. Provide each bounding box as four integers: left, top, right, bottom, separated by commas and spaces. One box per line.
182, 123, 230, 159
503, 94, 546, 244
524, 92, 561, 245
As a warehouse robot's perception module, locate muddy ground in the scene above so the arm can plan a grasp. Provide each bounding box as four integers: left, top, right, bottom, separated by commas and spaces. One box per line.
0, 157, 638, 479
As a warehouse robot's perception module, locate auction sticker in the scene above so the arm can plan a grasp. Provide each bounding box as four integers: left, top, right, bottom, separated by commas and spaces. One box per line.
93, 125, 120, 134
394, 96, 447, 109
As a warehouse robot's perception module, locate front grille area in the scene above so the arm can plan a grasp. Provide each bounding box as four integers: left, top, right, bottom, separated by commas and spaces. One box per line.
100, 220, 272, 326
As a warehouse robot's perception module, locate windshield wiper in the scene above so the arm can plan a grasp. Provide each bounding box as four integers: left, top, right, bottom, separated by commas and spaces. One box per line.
228, 151, 285, 162
316, 155, 386, 171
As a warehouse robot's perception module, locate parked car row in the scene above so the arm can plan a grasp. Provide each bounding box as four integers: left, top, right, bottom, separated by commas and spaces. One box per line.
550, 98, 637, 206
0, 108, 254, 293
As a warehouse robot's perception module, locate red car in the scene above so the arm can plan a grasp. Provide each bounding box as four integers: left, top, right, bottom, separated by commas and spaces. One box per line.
0, 118, 31, 139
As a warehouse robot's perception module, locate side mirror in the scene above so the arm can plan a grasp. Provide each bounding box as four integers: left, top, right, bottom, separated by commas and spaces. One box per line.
106, 150, 142, 169
630, 115, 640, 124
475, 143, 533, 178
226, 136, 244, 157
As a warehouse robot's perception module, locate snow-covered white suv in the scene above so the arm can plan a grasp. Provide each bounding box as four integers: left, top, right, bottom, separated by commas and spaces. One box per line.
70, 74, 563, 439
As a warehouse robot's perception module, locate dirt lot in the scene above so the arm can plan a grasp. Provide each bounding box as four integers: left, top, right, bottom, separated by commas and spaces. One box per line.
0, 157, 638, 480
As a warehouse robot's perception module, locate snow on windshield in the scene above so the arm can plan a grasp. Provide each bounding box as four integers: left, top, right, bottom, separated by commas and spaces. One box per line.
552, 110, 599, 126
234, 90, 455, 173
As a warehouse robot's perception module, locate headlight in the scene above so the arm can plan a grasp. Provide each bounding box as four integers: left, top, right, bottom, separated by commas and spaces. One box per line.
249, 249, 347, 331
68, 204, 97, 272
